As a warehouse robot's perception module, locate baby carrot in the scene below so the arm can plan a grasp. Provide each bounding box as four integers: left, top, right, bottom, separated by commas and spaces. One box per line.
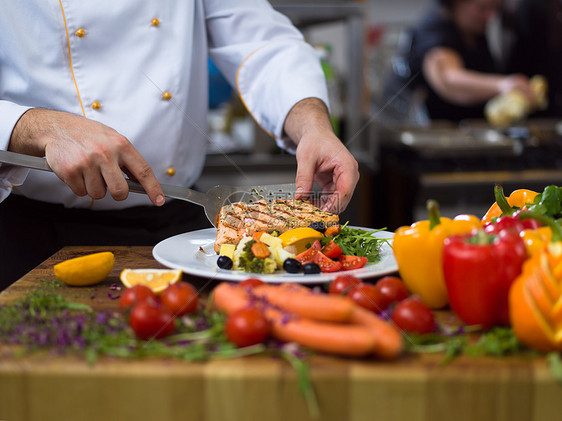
212, 282, 404, 359
350, 306, 404, 359
252, 283, 355, 323
212, 283, 376, 357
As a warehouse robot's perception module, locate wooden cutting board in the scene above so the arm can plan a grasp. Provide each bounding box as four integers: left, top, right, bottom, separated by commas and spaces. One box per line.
0, 246, 561, 421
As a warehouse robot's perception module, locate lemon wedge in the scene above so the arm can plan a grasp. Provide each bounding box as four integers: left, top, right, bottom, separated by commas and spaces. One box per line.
54, 251, 114, 286
120, 268, 182, 293
278, 227, 323, 254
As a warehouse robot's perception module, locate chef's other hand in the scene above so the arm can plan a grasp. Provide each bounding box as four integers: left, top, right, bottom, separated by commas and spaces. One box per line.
284, 98, 359, 214
9, 108, 165, 206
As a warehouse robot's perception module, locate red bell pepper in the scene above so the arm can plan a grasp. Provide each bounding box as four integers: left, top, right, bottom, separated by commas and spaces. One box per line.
442, 229, 527, 330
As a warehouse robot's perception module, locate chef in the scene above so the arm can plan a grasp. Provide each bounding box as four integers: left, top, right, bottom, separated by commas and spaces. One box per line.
0, 1, 359, 289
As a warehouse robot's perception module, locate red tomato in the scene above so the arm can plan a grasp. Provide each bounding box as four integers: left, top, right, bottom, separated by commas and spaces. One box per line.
118, 285, 157, 311
348, 283, 390, 314
225, 307, 269, 347
160, 281, 199, 317
322, 240, 343, 259
295, 240, 322, 263
313, 251, 343, 273
129, 300, 176, 340
339, 255, 368, 271
375, 276, 409, 305
239, 278, 266, 289
328, 274, 361, 295
391, 297, 435, 335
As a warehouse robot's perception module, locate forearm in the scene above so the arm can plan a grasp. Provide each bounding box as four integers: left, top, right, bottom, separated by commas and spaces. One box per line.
423, 48, 504, 105
8, 108, 51, 156
436, 69, 504, 104
283, 98, 334, 144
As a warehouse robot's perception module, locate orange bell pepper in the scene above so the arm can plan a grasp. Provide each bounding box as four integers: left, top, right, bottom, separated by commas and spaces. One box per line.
393, 200, 481, 309
481, 185, 538, 225
509, 213, 562, 351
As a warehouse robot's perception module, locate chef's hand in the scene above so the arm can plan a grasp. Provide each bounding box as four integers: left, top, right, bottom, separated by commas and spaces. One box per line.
9, 108, 165, 206
283, 98, 359, 213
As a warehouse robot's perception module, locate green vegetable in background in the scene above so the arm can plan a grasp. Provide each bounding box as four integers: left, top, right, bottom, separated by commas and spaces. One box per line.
527, 185, 562, 218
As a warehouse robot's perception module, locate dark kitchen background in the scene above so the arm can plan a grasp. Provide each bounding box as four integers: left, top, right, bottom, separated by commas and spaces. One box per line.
200, 0, 562, 231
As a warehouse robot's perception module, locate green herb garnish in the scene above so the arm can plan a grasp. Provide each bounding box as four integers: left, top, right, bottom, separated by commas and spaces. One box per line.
331, 222, 390, 262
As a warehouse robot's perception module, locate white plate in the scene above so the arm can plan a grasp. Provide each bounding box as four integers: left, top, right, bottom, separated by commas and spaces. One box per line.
152, 227, 397, 284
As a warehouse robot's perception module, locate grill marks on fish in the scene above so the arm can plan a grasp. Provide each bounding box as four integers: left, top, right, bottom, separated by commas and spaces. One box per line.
214, 199, 339, 252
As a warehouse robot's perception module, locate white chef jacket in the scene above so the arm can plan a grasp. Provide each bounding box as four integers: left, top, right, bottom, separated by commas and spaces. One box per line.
0, 0, 329, 210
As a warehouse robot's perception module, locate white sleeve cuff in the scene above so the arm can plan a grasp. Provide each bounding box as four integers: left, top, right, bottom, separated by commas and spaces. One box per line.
0, 165, 29, 202
0, 101, 33, 201
0, 101, 32, 150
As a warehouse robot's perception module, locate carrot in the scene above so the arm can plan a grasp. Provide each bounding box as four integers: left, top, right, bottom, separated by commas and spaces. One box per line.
349, 306, 404, 359
253, 283, 355, 323
265, 309, 377, 357
212, 282, 376, 357
325, 224, 340, 237
212, 282, 404, 359
211, 283, 249, 315
251, 241, 271, 259
252, 231, 268, 242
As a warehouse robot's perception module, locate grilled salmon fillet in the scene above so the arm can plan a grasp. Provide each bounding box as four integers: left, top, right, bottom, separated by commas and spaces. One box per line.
214, 199, 339, 253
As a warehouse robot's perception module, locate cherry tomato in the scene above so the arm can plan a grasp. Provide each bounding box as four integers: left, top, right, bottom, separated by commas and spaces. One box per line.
375, 276, 409, 305
328, 274, 361, 295
295, 240, 322, 264
339, 255, 368, 271
118, 285, 157, 311
225, 307, 269, 347
160, 281, 199, 317
322, 240, 342, 259
313, 251, 343, 273
239, 278, 266, 289
391, 297, 435, 335
348, 283, 390, 314
129, 300, 175, 340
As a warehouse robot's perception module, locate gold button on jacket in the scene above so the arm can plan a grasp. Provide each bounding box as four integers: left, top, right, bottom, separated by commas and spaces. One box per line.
75, 28, 86, 38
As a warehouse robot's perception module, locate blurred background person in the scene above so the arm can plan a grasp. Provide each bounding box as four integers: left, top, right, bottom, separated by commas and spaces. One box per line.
382, 0, 538, 123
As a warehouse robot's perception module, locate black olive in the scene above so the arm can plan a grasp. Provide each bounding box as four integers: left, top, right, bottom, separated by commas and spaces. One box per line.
302, 262, 321, 275
308, 221, 326, 233
283, 258, 302, 273
217, 255, 233, 270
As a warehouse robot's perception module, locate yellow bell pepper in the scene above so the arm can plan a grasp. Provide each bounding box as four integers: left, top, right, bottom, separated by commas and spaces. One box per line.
481, 185, 538, 225
393, 200, 482, 309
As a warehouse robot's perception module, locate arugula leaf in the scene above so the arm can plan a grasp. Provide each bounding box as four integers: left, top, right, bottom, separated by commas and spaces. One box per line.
332, 222, 390, 262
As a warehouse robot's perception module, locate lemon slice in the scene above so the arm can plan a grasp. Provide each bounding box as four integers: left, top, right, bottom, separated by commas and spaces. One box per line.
54, 251, 114, 286
278, 227, 323, 254
120, 268, 182, 293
